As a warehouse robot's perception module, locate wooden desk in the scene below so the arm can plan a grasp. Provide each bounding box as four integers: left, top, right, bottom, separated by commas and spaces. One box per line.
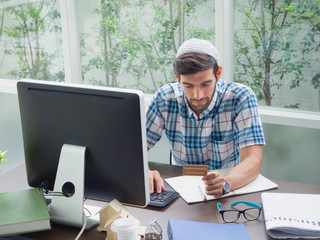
1, 162, 320, 240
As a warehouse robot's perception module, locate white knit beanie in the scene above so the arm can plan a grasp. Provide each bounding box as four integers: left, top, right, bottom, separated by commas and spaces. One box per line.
176, 38, 220, 63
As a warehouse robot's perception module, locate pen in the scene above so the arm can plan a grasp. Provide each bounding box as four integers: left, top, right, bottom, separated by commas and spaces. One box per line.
197, 185, 207, 202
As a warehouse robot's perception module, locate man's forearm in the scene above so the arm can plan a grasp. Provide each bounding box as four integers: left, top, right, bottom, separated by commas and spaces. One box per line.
224, 145, 263, 191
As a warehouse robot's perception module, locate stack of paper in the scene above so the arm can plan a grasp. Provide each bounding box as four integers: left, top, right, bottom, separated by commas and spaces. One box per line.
261, 192, 320, 239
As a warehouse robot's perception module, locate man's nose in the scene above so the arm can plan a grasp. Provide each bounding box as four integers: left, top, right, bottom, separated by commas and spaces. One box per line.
193, 87, 203, 100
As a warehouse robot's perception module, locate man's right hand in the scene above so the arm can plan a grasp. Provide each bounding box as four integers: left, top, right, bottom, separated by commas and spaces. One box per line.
149, 169, 164, 194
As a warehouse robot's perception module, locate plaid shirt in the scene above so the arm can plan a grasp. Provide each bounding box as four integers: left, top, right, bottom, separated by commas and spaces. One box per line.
146, 80, 265, 170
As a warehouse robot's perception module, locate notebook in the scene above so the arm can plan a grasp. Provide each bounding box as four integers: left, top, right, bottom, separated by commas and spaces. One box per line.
167, 219, 250, 240
165, 170, 278, 204
261, 192, 320, 239
0, 188, 51, 236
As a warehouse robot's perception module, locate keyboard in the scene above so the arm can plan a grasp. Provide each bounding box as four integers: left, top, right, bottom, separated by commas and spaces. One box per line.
148, 190, 180, 207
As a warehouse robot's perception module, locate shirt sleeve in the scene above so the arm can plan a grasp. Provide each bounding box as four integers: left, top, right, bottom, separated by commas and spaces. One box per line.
146, 93, 165, 149
233, 89, 266, 149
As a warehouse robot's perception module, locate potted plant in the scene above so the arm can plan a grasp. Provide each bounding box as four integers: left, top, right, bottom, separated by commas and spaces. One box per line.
0, 149, 8, 173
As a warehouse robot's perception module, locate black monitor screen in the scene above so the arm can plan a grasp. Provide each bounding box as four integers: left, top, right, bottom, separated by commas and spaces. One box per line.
17, 79, 149, 207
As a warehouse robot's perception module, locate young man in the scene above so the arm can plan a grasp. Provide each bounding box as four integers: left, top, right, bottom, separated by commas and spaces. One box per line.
147, 38, 265, 197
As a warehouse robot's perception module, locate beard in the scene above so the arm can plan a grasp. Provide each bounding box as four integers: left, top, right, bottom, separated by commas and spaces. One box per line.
189, 96, 211, 114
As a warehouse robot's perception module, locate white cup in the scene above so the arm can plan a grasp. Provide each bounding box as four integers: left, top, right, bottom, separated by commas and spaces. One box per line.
111, 218, 137, 240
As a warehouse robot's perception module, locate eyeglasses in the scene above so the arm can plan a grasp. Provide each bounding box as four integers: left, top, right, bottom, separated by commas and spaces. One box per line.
217, 201, 262, 223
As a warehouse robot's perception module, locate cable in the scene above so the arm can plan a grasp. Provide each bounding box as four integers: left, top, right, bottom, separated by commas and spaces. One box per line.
83, 205, 92, 218
39, 181, 73, 198
39, 181, 90, 239
75, 197, 91, 240
75, 212, 87, 240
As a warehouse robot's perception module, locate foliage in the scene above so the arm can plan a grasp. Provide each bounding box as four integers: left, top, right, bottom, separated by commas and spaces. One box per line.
2, 0, 63, 80
81, 0, 215, 93
2, 0, 318, 110
234, 0, 320, 106
0, 149, 8, 173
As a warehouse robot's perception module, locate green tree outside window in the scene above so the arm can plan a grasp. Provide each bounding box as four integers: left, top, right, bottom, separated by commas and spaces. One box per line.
234, 0, 320, 108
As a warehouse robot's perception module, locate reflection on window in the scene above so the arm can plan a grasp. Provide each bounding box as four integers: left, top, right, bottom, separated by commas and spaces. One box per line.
0, 0, 64, 81
78, 0, 215, 93
234, 0, 320, 111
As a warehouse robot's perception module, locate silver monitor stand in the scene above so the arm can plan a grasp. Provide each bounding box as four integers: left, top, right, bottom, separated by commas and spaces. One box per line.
50, 144, 98, 229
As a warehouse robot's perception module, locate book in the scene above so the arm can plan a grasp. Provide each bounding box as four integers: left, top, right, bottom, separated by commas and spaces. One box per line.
167, 219, 250, 240
261, 192, 320, 239
165, 168, 278, 204
0, 188, 51, 236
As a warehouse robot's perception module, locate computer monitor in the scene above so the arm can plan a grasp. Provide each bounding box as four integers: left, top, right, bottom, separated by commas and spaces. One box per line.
17, 79, 150, 227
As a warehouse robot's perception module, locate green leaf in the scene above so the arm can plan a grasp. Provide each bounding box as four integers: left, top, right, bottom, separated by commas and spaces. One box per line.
0, 149, 8, 163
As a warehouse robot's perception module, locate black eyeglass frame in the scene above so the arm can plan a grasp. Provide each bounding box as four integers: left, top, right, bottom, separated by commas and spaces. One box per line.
217, 201, 262, 223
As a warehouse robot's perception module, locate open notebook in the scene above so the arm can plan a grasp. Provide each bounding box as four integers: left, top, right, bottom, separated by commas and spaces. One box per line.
165, 169, 278, 204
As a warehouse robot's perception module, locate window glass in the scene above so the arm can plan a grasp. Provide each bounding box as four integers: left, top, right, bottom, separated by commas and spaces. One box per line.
0, 0, 64, 81
78, 0, 215, 93
234, 0, 320, 111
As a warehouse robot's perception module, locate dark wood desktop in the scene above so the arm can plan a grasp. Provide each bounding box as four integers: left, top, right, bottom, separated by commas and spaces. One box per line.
1, 162, 320, 240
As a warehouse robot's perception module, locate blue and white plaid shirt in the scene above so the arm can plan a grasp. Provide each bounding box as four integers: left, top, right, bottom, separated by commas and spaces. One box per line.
146, 80, 265, 170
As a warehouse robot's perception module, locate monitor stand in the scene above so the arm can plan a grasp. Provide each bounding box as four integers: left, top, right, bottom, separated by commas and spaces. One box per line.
50, 144, 97, 229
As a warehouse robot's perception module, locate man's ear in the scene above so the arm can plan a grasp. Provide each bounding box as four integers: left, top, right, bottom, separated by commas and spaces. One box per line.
217, 66, 222, 80
174, 73, 180, 82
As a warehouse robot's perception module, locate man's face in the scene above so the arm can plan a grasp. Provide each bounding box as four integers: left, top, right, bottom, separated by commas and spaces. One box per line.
178, 68, 220, 117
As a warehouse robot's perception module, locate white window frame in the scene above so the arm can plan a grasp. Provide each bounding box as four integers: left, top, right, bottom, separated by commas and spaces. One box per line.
215, 0, 233, 83
1, 0, 320, 130
59, 0, 82, 84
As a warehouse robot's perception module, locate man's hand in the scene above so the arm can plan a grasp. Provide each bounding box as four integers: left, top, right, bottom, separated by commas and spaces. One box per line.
149, 169, 165, 194
202, 171, 225, 198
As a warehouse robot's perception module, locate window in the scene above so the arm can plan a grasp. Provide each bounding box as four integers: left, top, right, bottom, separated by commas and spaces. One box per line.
78, 0, 215, 93
234, 0, 320, 112
0, 0, 63, 81
0, 0, 319, 119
